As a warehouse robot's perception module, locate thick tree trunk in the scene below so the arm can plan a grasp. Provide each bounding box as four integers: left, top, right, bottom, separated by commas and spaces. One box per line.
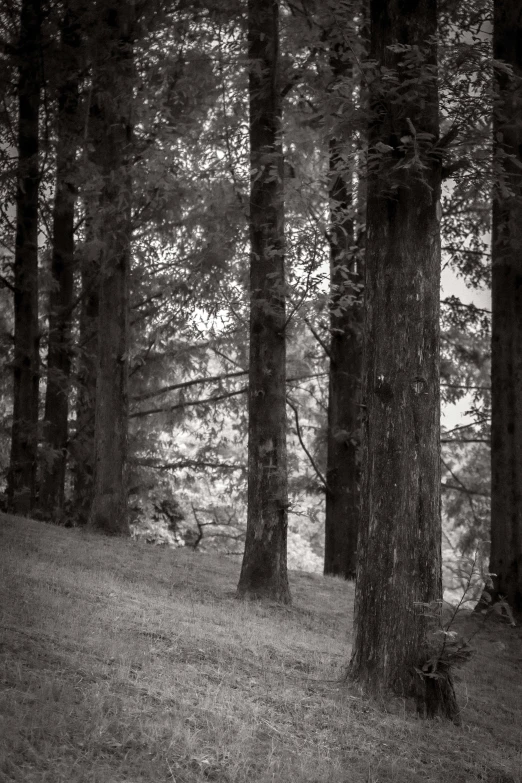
39, 9, 81, 519
237, 0, 290, 603
348, 0, 458, 721
489, 0, 522, 619
7, 0, 42, 514
88, 3, 133, 536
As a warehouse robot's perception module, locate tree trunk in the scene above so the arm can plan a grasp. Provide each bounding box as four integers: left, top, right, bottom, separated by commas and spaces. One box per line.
88, 3, 133, 536
488, 0, 522, 619
324, 39, 362, 580
39, 8, 81, 519
72, 222, 99, 525
348, 0, 459, 721
7, 0, 42, 514
237, 0, 290, 603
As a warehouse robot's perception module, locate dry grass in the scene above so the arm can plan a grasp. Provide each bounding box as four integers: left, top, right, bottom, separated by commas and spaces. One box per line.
1, 513, 521, 783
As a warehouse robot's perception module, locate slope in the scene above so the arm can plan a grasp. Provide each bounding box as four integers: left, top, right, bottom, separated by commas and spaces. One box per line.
0, 513, 521, 782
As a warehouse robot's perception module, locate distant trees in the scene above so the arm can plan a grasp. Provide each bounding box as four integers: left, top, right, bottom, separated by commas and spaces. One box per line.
348, 0, 459, 719
489, 0, 522, 619
7, 0, 42, 514
237, 0, 290, 602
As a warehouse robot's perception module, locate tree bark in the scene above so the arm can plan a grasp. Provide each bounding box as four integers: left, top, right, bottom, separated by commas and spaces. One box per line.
488, 0, 522, 619
72, 221, 99, 525
39, 8, 81, 519
237, 0, 290, 603
88, 2, 134, 535
324, 40, 362, 580
7, 0, 42, 514
348, 0, 459, 721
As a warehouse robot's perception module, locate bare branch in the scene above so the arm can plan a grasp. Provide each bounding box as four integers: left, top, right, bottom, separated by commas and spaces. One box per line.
129, 386, 248, 419
441, 438, 490, 444
132, 370, 248, 403
286, 395, 328, 490
132, 458, 245, 471
303, 316, 332, 359
441, 482, 490, 498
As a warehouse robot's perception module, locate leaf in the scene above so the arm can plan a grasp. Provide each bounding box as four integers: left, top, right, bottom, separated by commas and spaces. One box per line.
374, 141, 394, 153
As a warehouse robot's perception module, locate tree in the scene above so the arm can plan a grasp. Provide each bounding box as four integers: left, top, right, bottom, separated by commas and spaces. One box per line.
72, 197, 99, 524
324, 20, 363, 580
39, 5, 82, 519
88, 1, 134, 535
7, 0, 42, 514
488, 0, 522, 618
237, 0, 290, 602
348, 0, 459, 720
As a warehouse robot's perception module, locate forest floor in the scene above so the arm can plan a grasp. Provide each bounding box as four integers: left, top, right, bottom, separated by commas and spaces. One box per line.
0, 513, 521, 783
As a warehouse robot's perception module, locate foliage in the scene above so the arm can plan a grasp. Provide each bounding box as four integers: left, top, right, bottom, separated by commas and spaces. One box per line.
0, 0, 497, 574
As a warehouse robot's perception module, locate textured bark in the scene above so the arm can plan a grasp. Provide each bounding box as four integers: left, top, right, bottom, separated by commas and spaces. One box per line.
489, 0, 522, 619
324, 41, 362, 580
7, 0, 42, 514
237, 0, 290, 603
348, 0, 458, 720
88, 3, 133, 536
39, 9, 81, 519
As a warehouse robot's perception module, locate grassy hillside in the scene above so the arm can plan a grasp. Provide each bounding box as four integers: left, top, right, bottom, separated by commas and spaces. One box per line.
1, 514, 521, 783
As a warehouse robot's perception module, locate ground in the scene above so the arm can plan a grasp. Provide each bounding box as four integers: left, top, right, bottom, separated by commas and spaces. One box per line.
0, 513, 521, 783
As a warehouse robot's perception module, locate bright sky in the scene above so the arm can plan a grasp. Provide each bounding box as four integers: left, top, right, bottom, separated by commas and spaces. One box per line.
440, 266, 490, 431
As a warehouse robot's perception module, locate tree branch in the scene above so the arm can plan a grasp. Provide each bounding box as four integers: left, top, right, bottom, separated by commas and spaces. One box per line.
441, 417, 490, 437
441, 159, 469, 179
286, 396, 328, 490
129, 386, 248, 419
0, 274, 15, 292
441, 438, 490, 444
441, 482, 490, 498
130, 373, 327, 418
132, 458, 245, 471
132, 370, 247, 402
303, 316, 332, 359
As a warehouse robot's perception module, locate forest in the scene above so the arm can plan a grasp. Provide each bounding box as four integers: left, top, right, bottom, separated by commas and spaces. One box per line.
1, 0, 522, 758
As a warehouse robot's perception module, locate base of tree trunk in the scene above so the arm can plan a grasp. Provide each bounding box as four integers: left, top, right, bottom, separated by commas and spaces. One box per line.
236, 573, 291, 604
237, 552, 291, 603
348, 662, 461, 724
236, 586, 291, 604
411, 666, 461, 724
89, 493, 129, 536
